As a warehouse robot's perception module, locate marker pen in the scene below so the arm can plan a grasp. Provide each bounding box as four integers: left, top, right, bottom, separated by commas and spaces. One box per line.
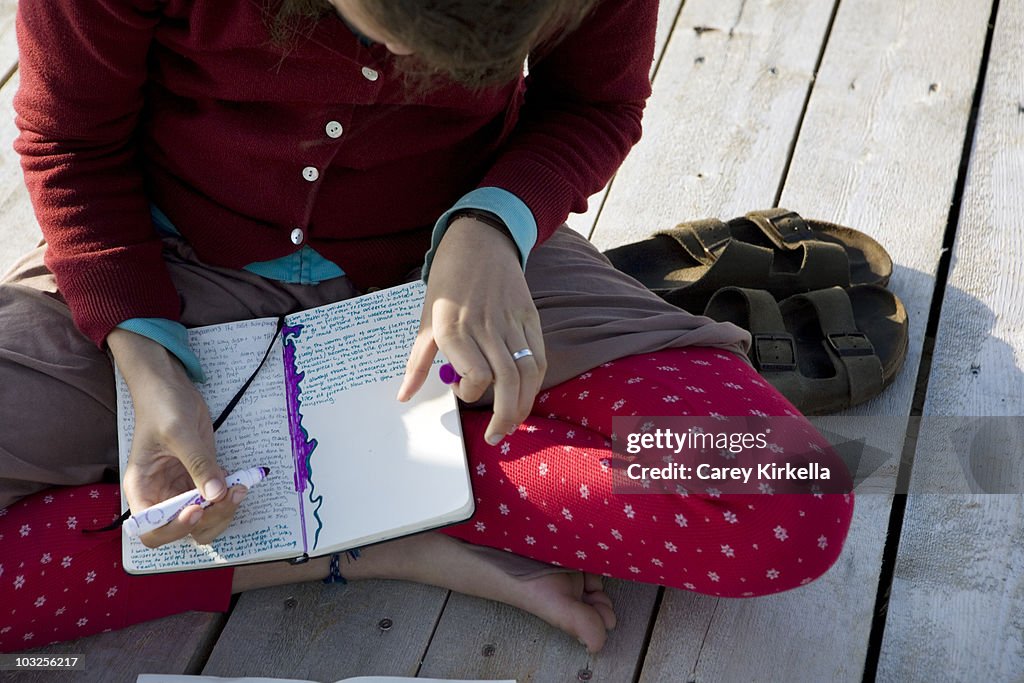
124, 466, 271, 539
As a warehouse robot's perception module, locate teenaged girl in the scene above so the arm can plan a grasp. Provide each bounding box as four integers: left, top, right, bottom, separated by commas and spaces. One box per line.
0, 0, 852, 652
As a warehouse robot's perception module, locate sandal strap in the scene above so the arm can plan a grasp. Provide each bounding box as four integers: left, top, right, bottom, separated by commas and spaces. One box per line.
784, 287, 883, 405
658, 221, 777, 287
793, 241, 853, 290
741, 209, 853, 290
704, 287, 797, 372
656, 218, 732, 265
744, 208, 815, 248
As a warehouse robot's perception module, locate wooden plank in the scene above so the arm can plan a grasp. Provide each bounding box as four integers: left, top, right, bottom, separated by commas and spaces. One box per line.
419, 579, 657, 682
630, 0, 994, 680
202, 580, 448, 680
880, 497, 1024, 680
5, 612, 225, 683
0, 0, 17, 87
590, 0, 837, 250
650, 0, 685, 80
565, 0, 684, 237
634, 590, 715, 681
878, 0, 1024, 677
870, 0, 1024, 494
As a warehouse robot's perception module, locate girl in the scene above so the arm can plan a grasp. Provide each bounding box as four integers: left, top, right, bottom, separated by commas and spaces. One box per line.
1, 0, 853, 653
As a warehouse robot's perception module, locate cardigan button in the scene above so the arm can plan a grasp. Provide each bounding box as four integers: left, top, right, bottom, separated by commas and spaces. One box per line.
302, 166, 319, 182
325, 121, 343, 139
361, 66, 379, 82
290, 228, 305, 245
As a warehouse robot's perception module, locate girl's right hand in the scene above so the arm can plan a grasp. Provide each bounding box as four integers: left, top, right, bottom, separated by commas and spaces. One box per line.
398, 218, 547, 445
107, 329, 244, 548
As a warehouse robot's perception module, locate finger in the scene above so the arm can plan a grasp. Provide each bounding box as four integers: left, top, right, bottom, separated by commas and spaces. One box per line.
167, 430, 226, 503
483, 325, 544, 443
191, 485, 248, 545
123, 456, 193, 512
481, 338, 523, 445
138, 503, 205, 549
441, 337, 494, 404
509, 325, 545, 421
523, 318, 548, 393
398, 330, 439, 402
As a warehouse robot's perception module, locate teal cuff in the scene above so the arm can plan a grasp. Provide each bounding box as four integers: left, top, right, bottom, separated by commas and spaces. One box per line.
116, 318, 205, 383
422, 187, 538, 281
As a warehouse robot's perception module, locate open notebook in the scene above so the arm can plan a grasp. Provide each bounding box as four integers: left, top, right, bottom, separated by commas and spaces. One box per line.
116, 281, 474, 574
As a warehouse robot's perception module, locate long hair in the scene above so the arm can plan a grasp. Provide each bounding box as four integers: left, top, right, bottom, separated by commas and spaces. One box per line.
269, 0, 601, 89
267, 0, 332, 45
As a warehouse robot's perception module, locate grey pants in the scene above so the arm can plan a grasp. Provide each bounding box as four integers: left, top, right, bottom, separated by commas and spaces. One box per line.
0, 227, 751, 508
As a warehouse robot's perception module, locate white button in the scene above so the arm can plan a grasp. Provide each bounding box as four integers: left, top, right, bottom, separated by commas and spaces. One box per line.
302, 166, 319, 182
290, 228, 304, 245
361, 66, 379, 82
325, 121, 343, 139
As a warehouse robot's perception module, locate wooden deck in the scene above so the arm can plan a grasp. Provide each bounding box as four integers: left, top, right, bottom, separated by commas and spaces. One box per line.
2, 0, 1021, 680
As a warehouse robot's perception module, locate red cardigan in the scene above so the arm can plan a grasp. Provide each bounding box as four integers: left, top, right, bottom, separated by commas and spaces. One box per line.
14, 0, 657, 346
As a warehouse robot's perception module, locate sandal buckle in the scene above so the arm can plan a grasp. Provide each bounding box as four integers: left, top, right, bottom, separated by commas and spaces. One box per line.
827, 332, 875, 357
752, 333, 797, 371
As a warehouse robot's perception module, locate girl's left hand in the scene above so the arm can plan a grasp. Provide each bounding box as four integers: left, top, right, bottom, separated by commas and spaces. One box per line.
398, 217, 547, 445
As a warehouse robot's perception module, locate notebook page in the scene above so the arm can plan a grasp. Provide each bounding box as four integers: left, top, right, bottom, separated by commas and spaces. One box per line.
117, 317, 304, 572
284, 282, 472, 553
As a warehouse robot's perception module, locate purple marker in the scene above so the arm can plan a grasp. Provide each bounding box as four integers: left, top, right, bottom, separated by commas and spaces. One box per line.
124, 466, 271, 539
439, 363, 461, 385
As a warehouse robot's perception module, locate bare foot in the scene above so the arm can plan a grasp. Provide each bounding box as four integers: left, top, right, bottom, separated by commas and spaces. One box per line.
232, 532, 618, 652
501, 567, 617, 653
400, 534, 618, 653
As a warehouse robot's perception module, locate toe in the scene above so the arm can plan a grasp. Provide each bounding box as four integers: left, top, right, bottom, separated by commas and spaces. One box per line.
583, 588, 613, 610
567, 602, 609, 653
582, 591, 617, 630
540, 575, 611, 653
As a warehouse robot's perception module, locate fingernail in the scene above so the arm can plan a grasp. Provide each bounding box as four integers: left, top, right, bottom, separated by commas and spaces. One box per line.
204, 480, 226, 500
485, 434, 502, 446
231, 487, 248, 505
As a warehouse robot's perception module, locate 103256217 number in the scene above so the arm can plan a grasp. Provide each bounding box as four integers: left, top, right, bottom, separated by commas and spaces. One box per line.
0, 655, 84, 670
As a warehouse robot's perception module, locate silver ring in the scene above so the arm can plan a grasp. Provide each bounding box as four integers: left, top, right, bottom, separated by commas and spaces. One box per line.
511, 348, 534, 361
